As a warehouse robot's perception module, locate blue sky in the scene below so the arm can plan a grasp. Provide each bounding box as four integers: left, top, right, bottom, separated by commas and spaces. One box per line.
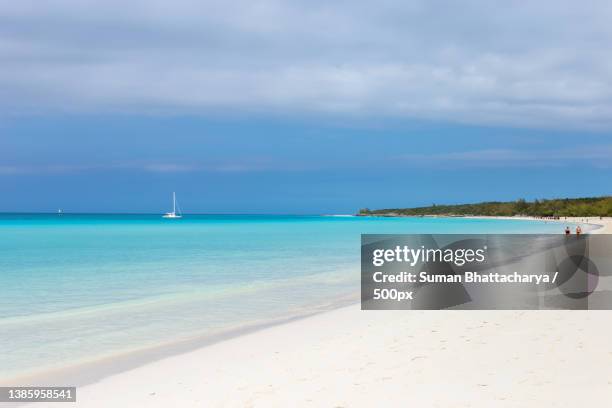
1, 1, 611, 213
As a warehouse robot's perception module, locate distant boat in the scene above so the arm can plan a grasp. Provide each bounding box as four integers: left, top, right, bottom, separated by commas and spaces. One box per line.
58, 209, 63, 215
162, 192, 182, 219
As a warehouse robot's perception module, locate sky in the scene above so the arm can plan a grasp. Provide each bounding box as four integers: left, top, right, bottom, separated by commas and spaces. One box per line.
1, 0, 611, 213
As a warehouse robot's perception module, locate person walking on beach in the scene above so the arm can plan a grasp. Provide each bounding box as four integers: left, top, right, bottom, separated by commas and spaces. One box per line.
565, 226, 571, 236
576, 226, 582, 236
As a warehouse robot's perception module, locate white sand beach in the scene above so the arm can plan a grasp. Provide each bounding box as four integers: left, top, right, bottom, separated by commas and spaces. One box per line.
21, 218, 612, 407
468, 216, 612, 234
26, 307, 612, 407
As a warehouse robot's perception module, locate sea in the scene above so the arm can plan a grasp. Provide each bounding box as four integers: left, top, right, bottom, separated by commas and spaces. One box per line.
0, 214, 571, 379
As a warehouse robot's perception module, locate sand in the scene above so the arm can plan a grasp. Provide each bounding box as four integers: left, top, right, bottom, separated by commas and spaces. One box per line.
567, 216, 612, 234
467, 215, 612, 234
22, 217, 612, 407
23, 307, 612, 407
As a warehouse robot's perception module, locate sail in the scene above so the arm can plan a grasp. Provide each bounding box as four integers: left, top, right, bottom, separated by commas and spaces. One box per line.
163, 192, 182, 218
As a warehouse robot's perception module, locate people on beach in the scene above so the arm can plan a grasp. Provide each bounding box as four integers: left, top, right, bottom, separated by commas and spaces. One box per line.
565, 226, 571, 236
576, 226, 582, 236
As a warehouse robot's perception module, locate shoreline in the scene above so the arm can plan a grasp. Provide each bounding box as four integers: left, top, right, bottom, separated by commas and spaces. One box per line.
464, 215, 612, 234
363, 213, 611, 234
1, 293, 359, 388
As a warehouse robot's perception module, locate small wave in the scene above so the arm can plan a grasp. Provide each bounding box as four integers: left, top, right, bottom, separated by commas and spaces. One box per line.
0, 269, 355, 327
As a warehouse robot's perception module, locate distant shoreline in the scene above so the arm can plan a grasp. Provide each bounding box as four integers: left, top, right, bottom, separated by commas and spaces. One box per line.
358, 213, 611, 234
464, 215, 610, 234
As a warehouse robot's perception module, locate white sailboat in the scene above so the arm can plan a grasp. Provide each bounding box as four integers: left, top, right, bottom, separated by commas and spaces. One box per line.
162, 192, 182, 219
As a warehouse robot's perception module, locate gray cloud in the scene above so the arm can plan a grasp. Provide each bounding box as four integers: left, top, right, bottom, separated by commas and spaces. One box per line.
1, 1, 612, 128
397, 145, 612, 168
0, 159, 303, 175
3, 143, 611, 176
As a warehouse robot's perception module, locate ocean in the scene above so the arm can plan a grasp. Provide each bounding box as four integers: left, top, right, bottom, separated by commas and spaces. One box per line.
0, 214, 569, 379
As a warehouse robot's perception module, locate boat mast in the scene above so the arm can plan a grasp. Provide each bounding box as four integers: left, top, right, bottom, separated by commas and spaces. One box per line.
173, 192, 176, 215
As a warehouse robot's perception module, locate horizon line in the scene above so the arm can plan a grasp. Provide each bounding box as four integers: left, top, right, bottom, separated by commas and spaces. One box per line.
0, 211, 355, 216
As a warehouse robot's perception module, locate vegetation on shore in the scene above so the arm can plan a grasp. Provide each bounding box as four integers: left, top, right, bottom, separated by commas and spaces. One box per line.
359, 196, 612, 217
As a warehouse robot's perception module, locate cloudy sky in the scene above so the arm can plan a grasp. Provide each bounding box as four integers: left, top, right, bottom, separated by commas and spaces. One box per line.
1, 1, 611, 212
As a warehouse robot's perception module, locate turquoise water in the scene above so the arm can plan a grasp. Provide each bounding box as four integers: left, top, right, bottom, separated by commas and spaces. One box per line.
0, 214, 568, 378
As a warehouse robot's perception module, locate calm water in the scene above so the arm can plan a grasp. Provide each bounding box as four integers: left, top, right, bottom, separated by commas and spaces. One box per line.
0, 214, 568, 378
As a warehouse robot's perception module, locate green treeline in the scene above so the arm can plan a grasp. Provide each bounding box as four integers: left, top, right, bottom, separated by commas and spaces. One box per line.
359, 196, 612, 217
